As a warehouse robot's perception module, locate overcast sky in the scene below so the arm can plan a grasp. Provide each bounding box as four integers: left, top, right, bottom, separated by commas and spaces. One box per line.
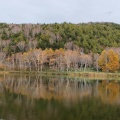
0, 0, 120, 24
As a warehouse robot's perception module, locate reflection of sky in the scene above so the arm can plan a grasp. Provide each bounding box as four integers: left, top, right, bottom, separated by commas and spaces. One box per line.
0, 0, 120, 24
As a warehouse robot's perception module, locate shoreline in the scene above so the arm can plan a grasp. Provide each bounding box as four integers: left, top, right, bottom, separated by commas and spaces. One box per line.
0, 71, 120, 80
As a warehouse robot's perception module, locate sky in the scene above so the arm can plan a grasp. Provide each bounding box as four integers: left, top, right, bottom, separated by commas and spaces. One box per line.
0, 0, 120, 24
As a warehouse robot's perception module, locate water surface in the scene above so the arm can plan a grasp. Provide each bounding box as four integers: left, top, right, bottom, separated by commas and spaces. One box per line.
0, 74, 120, 120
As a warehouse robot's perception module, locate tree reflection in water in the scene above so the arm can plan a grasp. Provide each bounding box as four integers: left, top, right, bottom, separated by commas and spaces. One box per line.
0, 75, 120, 120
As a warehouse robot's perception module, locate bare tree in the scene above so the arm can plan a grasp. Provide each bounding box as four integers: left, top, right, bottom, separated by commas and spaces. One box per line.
64, 50, 72, 72
79, 54, 92, 71
93, 53, 99, 72
0, 52, 6, 63
17, 41, 25, 52
0, 52, 6, 70
32, 40, 38, 49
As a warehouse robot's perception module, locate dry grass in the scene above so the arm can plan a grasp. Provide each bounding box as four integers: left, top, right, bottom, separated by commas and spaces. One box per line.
0, 70, 120, 80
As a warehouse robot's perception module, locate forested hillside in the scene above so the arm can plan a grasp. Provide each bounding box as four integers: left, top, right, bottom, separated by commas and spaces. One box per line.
0, 22, 120, 72
0, 22, 120, 54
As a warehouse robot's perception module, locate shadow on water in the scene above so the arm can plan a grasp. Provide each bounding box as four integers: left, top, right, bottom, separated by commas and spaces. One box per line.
0, 74, 120, 120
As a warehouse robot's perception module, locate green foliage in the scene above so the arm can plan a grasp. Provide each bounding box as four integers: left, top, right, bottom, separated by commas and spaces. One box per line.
1, 30, 8, 39
10, 32, 26, 44
38, 39, 51, 49
1, 22, 120, 54
0, 23, 8, 29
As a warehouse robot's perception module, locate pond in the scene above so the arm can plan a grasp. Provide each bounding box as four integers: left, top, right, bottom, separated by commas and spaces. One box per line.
0, 74, 120, 120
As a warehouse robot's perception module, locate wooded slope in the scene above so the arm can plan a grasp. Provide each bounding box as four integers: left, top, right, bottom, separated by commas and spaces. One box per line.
0, 22, 120, 54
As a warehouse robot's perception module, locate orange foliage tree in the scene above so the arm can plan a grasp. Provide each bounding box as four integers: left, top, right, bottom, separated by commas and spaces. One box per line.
98, 50, 119, 72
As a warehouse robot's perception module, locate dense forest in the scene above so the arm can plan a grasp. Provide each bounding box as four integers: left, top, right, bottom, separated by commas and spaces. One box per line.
0, 22, 120, 54
0, 22, 120, 72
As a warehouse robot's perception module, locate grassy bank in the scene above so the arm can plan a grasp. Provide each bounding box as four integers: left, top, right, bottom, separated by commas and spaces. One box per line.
1, 70, 120, 80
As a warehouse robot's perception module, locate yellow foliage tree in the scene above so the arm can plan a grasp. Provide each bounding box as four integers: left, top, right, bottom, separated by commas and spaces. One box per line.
106, 50, 119, 72
98, 50, 108, 72
98, 50, 119, 72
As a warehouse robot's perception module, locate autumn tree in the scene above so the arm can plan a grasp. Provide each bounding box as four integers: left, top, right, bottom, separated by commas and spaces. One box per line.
107, 50, 119, 72
39, 50, 47, 71
64, 50, 72, 72
45, 48, 55, 69
98, 50, 108, 72
55, 48, 65, 71
79, 54, 92, 71
98, 50, 119, 72
32, 49, 42, 71
93, 53, 99, 72
70, 50, 80, 71
16, 53, 25, 70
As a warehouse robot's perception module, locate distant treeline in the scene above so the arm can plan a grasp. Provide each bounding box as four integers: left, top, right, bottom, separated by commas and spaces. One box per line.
0, 48, 120, 72
0, 22, 120, 54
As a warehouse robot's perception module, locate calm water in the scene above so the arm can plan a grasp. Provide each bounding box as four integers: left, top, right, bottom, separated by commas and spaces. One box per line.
0, 74, 120, 120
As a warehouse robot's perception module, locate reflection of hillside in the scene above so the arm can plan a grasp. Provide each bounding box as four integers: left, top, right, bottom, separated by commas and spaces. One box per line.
98, 81, 120, 104
0, 75, 120, 105
0, 75, 95, 102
